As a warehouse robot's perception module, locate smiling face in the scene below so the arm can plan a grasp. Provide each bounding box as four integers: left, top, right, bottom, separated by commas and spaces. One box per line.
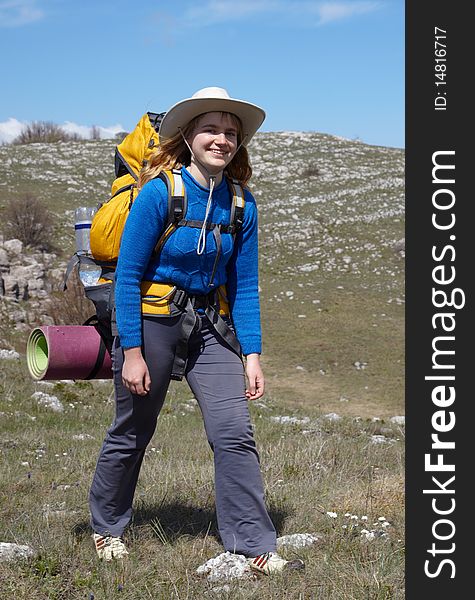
187, 112, 240, 184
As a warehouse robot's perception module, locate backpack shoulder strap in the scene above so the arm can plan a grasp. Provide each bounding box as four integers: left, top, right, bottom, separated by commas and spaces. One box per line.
227, 178, 246, 236
153, 168, 187, 255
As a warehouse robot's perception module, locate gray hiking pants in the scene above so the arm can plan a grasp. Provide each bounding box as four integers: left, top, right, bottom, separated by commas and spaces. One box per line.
89, 313, 277, 557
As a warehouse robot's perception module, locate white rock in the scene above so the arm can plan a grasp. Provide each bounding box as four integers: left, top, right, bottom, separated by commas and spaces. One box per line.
35, 380, 54, 388
392, 239, 405, 252
31, 391, 64, 412
370, 435, 395, 445
323, 412, 341, 422
3, 239, 23, 255
42, 503, 77, 518
71, 433, 94, 440
0, 248, 8, 268
270, 415, 311, 426
0, 542, 35, 562
196, 551, 251, 582
10, 264, 46, 295
208, 585, 231, 594
180, 399, 198, 412
0, 349, 20, 360
277, 533, 320, 549
390, 415, 405, 426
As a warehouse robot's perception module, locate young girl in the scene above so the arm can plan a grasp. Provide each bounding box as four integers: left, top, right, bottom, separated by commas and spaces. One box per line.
89, 87, 304, 575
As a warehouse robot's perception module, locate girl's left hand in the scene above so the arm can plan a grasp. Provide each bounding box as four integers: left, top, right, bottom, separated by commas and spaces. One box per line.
245, 353, 265, 400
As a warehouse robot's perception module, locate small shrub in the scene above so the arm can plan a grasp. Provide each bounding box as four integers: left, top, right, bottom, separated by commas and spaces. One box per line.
12, 121, 81, 144
2, 194, 55, 251
302, 165, 320, 178
115, 130, 129, 142
46, 270, 95, 326
90, 125, 101, 140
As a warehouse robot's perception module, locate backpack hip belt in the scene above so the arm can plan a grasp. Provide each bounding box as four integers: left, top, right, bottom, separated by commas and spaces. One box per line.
136, 281, 241, 381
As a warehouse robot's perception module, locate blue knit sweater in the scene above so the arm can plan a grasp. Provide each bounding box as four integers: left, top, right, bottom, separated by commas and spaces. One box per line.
115, 167, 262, 355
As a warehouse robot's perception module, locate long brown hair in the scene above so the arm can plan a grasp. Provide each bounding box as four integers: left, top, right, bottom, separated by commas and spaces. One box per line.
138, 112, 252, 189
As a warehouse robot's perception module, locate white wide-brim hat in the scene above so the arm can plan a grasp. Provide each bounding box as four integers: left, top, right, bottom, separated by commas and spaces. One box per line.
159, 87, 266, 146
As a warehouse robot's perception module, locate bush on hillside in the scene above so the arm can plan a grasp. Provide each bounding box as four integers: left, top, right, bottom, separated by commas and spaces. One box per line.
91, 125, 101, 140
2, 194, 55, 251
46, 270, 96, 326
302, 165, 320, 178
114, 131, 129, 142
12, 121, 81, 144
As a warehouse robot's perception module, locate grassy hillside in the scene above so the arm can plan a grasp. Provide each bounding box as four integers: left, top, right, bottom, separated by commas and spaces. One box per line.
0, 132, 404, 417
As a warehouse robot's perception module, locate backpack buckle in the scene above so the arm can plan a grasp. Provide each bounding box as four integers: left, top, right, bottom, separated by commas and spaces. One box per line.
173, 288, 188, 309
172, 195, 184, 221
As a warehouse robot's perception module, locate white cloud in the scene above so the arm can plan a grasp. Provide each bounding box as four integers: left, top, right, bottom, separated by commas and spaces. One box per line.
0, 119, 125, 143
181, 0, 382, 27
61, 121, 125, 140
184, 0, 278, 25
0, 0, 44, 27
0, 118, 26, 143
316, 1, 382, 25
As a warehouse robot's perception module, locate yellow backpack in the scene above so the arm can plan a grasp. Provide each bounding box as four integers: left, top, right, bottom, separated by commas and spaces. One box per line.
90, 112, 163, 264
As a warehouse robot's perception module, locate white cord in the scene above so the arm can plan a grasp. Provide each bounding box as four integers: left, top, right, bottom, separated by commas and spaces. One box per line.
197, 176, 215, 255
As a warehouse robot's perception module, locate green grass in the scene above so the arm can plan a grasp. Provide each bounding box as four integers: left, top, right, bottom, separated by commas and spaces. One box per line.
0, 359, 404, 599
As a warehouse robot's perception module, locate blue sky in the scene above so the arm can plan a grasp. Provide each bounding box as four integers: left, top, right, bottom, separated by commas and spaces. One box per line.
0, 0, 404, 148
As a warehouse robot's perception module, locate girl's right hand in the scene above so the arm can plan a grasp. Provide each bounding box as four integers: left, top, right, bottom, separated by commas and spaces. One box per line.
122, 347, 151, 396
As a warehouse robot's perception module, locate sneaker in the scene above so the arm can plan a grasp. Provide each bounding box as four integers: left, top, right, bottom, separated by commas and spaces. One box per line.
249, 551, 305, 575
93, 533, 129, 560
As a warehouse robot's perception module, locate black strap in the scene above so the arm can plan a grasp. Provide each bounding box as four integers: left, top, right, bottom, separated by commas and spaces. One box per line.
232, 205, 245, 234
171, 195, 185, 222
63, 254, 80, 290
168, 288, 242, 381
85, 333, 108, 380
80, 316, 110, 379
109, 278, 118, 338
110, 182, 135, 200
170, 296, 197, 381
208, 224, 222, 287
204, 304, 242, 356
176, 219, 234, 234
63, 253, 100, 291
226, 179, 245, 236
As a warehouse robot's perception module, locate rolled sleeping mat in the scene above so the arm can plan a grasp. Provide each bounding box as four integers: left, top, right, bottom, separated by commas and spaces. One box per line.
27, 325, 112, 380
